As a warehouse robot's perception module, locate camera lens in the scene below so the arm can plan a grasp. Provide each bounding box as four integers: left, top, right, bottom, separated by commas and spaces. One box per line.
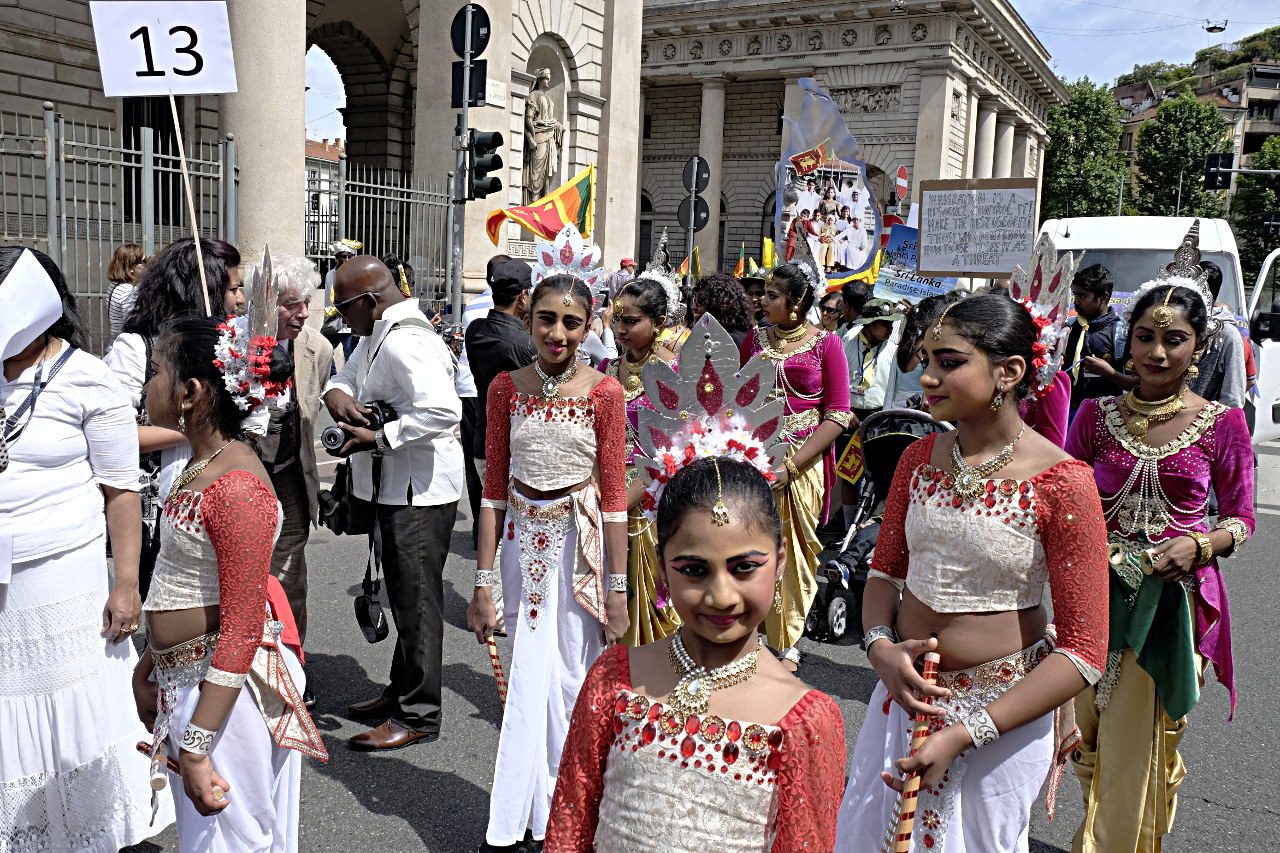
321, 425, 346, 451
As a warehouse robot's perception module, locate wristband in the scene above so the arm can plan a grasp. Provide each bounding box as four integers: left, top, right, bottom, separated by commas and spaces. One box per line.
608, 574, 628, 593
1187, 531, 1214, 568
373, 429, 389, 456
862, 624, 896, 651
784, 458, 801, 480
961, 707, 999, 749
180, 722, 217, 755
474, 569, 496, 588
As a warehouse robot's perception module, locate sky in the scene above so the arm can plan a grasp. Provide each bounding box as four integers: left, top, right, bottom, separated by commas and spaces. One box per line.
303, 3, 1280, 144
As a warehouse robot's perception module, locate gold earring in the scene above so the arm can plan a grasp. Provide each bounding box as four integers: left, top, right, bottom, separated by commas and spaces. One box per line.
1125, 359, 1135, 373
990, 388, 1005, 411
1187, 350, 1203, 380
710, 458, 730, 526
773, 576, 783, 613
788, 310, 798, 323
177, 413, 186, 434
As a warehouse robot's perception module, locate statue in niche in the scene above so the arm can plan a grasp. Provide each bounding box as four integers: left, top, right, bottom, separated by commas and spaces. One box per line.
522, 68, 565, 204
747, 35, 762, 55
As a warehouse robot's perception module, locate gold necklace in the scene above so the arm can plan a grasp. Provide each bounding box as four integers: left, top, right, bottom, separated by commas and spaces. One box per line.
771, 323, 808, 345
667, 632, 762, 715
1121, 387, 1185, 440
619, 347, 657, 397
950, 427, 1025, 502
166, 439, 237, 503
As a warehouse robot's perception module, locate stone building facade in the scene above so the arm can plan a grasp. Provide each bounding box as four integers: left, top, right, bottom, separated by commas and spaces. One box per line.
639, 0, 1067, 271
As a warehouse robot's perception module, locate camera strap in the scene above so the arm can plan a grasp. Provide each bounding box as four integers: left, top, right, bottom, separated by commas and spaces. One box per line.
362, 453, 383, 596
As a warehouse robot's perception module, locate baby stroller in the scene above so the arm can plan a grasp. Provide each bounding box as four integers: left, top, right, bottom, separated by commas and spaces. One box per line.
804, 409, 951, 642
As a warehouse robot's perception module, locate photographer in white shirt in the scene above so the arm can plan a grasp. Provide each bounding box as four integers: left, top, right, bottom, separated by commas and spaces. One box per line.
322, 257, 462, 752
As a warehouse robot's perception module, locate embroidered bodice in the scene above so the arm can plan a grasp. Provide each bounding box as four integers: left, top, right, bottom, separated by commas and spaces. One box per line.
144, 471, 283, 685
599, 356, 677, 466
481, 372, 628, 517
870, 434, 1109, 681
740, 327, 851, 442
544, 646, 845, 853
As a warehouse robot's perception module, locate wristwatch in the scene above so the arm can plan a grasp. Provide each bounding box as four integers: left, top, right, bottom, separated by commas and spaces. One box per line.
373, 429, 389, 456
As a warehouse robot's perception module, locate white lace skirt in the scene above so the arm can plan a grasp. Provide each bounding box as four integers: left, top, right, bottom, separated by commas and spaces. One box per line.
485, 494, 605, 847
0, 534, 173, 851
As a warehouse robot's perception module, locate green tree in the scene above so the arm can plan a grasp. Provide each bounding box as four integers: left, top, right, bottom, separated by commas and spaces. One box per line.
1134, 94, 1230, 217
1115, 61, 1194, 89
1230, 135, 1280, 280
1041, 79, 1126, 222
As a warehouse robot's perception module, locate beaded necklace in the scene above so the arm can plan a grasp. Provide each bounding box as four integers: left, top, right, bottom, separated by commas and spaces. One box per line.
166, 439, 236, 503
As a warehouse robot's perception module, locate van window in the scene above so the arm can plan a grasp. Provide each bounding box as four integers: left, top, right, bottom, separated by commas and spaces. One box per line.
1057, 249, 1241, 316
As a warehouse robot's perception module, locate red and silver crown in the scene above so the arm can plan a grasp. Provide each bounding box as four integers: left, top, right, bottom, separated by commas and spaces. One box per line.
636, 314, 785, 521
1010, 233, 1078, 399
531, 224, 604, 291
213, 248, 284, 412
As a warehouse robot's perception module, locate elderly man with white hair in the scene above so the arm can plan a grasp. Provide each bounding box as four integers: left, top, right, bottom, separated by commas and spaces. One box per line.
246, 253, 334, 707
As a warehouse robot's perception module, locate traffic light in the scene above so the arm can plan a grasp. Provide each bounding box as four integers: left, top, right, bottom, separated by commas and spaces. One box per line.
1205, 153, 1233, 191
469, 130, 504, 199
310, 192, 320, 212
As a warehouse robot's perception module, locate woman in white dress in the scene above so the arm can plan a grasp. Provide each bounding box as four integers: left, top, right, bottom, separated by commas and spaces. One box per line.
0, 247, 172, 849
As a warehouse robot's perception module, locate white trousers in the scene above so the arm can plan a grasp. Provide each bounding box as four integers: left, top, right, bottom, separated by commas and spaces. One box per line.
166, 644, 305, 853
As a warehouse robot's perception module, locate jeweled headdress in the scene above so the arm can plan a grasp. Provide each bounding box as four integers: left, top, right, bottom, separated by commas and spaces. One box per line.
531, 224, 604, 293
636, 313, 785, 521
1009, 233, 1078, 399
214, 248, 284, 412
1130, 219, 1218, 334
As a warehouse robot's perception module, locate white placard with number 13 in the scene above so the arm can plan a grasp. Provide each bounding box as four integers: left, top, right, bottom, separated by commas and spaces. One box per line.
90, 1, 238, 98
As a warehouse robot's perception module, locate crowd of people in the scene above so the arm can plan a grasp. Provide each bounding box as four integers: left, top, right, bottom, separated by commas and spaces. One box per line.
0, 213, 1255, 853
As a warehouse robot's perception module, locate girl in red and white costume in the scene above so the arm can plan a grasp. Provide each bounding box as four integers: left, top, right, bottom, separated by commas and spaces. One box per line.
834, 287, 1110, 853
467, 226, 630, 851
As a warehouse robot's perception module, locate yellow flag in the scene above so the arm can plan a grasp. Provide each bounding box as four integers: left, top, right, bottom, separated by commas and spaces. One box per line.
762, 237, 777, 270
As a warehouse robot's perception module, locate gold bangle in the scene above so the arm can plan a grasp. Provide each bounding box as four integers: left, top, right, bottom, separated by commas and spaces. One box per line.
784, 458, 801, 480
1188, 531, 1214, 568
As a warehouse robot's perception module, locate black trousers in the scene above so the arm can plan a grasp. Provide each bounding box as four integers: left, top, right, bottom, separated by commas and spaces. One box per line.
460, 395, 482, 543
375, 500, 458, 733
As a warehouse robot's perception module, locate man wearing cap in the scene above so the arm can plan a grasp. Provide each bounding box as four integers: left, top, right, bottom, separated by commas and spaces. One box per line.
603, 257, 638, 301
844, 297, 904, 420
322, 238, 363, 372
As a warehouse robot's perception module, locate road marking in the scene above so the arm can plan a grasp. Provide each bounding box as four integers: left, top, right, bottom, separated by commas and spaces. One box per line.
1257, 505, 1280, 517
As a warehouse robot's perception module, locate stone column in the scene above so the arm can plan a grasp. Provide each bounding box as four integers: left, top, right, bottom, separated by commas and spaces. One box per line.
695, 75, 726, 268
993, 114, 1016, 178
1012, 125, 1031, 178
963, 82, 980, 178
973, 99, 999, 180
220, 0, 305, 257
911, 58, 957, 202
597, 0, 642, 269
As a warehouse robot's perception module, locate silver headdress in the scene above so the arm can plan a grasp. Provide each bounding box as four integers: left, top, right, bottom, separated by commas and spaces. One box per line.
530, 225, 605, 298
1130, 219, 1218, 335
636, 313, 785, 520
1009, 233, 1079, 399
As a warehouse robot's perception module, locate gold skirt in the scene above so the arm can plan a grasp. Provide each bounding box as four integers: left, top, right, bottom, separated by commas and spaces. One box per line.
763, 450, 823, 650
622, 507, 681, 647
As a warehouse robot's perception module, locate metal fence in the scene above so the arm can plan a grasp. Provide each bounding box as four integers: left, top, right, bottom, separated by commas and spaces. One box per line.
0, 103, 236, 353
305, 156, 451, 315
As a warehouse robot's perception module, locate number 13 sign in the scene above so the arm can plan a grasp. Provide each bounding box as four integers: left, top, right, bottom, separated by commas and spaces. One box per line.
90, 1, 238, 97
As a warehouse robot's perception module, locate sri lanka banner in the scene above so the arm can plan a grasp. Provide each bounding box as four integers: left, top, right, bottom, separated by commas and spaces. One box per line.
486, 164, 595, 245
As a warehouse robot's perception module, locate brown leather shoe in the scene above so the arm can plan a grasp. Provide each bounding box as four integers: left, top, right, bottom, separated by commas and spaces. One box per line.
348, 720, 440, 751
347, 695, 396, 719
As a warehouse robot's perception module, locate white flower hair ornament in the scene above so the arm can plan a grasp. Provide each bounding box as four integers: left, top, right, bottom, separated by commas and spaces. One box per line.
213, 315, 284, 411
1009, 232, 1079, 399
636, 313, 785, 521
635, 267, 684, 328
1129, 219, 1219, 336
531, 224, 604, 305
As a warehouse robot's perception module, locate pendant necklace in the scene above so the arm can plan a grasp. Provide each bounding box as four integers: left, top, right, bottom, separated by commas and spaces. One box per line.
667, 631, 761, 715
534, 359, 578, 399
950, 427, 1025, 503
1120, 387, 1185, 440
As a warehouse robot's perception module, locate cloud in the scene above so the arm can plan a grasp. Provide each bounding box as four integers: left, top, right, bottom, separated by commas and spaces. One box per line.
305, 46, 345, 143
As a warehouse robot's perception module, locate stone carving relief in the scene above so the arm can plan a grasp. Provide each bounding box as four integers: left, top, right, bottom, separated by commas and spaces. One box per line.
641, 46, 649, 63
690, 41, 703, 59
951, 90, 962, 119
719, 39, 732, 56
875, 25, 891, 45
912, 23, 927, 41
808, 32, 824, 51
777, 33, 792, 51
830, 86, 901, 114
522, 69, 565, 205
663, 43, 676, 60
747, 35, 761, 55
842, 28, 857, 46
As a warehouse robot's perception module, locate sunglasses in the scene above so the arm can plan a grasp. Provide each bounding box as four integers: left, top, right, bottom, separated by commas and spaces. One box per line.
820, 305, 841, 314
333, 290, 376, 315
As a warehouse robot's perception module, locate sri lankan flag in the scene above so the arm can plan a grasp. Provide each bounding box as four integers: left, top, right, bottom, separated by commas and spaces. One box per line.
733, 243, 746, 278
789, 138, 832, 177
486, 165, 595, 245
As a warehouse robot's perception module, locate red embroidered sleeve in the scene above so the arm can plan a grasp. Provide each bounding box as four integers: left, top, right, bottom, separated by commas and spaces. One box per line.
1032, 460, 1109, 680
869, 434, 936, 582
773, 691, 847, 851
591, 377, 629, 516
482, 372, 514, 505
202, 472, 277, 685
544, 645, 628, 852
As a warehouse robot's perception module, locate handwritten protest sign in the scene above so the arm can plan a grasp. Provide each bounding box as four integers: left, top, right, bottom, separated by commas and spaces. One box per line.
917, 179, 1038, 277
873, 225, 955, 304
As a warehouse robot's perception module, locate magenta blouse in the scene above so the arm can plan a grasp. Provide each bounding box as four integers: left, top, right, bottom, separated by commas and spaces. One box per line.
598, 357, 676, 467
739, 327, 852, 521
1019, 371, 1070, 448
1066, 396, 1255, 714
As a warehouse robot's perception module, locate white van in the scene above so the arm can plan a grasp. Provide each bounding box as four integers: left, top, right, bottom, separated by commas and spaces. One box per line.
1038, 216, 1280, 444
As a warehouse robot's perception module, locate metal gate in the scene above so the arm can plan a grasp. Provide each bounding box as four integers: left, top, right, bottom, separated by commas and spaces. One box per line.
305, 156, 451, 314
0, 103, 235, 353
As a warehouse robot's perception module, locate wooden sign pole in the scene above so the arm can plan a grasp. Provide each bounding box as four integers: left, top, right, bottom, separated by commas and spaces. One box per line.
168, 93, 212, 317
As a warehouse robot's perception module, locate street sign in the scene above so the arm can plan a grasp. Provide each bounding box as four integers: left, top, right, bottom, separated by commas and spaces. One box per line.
451, 59, 487, 108
682, 156, 710, 195
677, 195, 710, 232
895, 165, 909, 200
450, 4, 491, 58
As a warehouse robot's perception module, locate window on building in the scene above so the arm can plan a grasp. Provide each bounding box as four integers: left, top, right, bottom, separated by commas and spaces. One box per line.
643, 114, 652, 139
760, 196, 776, 255
718, 198, 728, 272
638, 193, 654, 264
122, 96, 183, 225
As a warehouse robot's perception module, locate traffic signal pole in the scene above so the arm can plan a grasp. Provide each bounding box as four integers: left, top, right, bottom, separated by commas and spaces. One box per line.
451, 3, 474, 323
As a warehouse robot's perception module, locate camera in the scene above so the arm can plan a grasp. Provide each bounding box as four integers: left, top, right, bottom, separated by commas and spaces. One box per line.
320, 400, 399, 454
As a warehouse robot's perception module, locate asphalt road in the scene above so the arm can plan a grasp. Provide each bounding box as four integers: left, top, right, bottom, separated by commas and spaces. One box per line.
125, 442, 1280, 852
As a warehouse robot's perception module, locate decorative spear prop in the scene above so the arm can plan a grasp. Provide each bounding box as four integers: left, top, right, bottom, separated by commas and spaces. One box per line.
882, 649, 942, 853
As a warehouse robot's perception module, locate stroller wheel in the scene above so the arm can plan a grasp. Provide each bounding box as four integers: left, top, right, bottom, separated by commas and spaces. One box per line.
827, 591, 850, 641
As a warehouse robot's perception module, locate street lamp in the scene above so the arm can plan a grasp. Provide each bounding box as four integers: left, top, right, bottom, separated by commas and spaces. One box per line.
1203, 20, 1228, 34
